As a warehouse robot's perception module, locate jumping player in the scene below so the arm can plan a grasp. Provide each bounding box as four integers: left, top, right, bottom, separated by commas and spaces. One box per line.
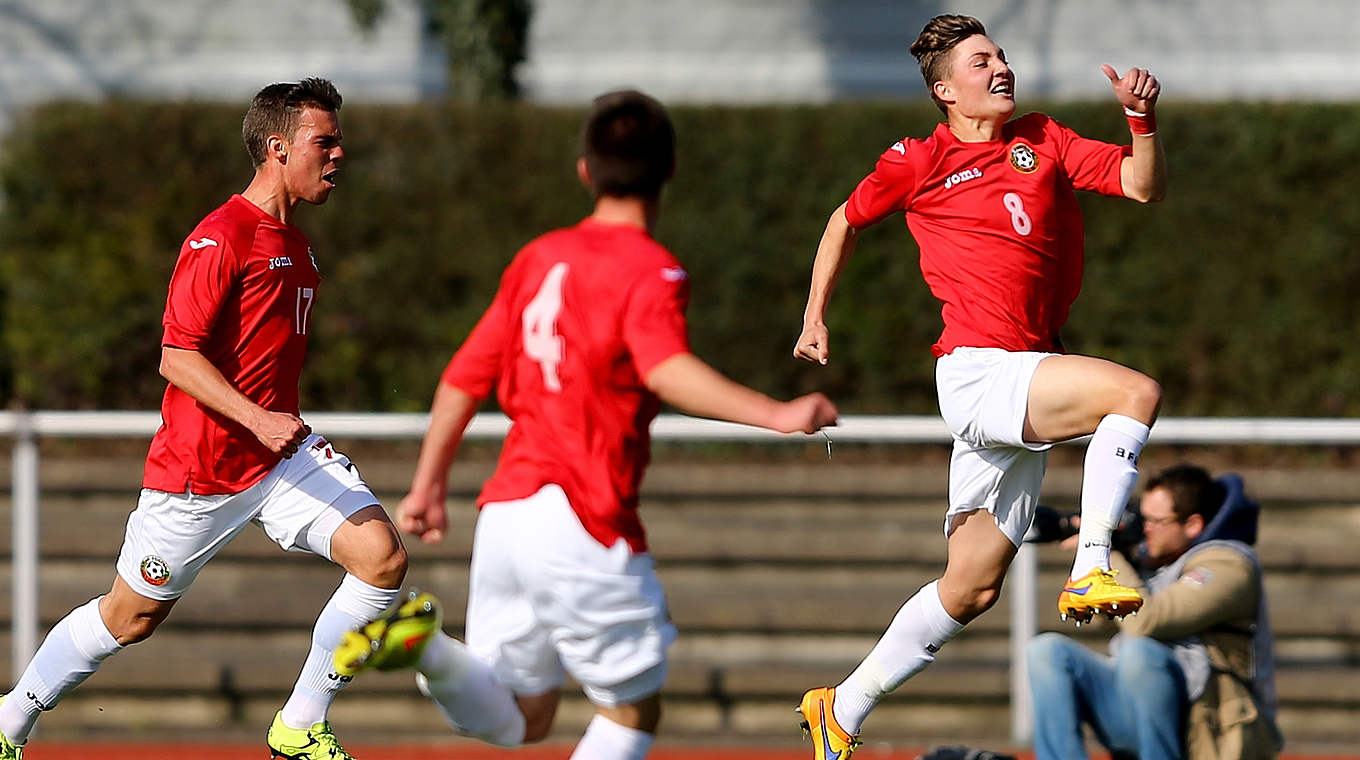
0, 78, 409, 760
334, 90, 838, 760
792, 15, 1166, 757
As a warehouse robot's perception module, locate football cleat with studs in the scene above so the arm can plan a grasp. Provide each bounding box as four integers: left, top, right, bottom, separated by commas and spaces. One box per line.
1057, 567, 1143, 624
796, 686, 862, 759
334, 589, 443, 677
266, 711, 354, 760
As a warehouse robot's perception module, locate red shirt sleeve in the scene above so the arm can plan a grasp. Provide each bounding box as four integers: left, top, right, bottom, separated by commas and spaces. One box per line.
161, 228, 243, 350
623, 262, 691, 378
844, 141, 918, 229
441, 270, 515, 400
1048, 117, 1130, 197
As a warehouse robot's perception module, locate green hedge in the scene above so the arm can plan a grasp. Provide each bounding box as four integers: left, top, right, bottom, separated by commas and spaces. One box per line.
3, 100, 1358, 415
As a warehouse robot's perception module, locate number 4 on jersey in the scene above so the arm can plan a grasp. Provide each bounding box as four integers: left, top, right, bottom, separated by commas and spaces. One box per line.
523, 262, 569, 392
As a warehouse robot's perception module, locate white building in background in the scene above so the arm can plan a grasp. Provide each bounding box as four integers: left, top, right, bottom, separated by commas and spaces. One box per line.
0, 0, 443, 130
519, 0, 1360, 103
1, 0, 1358, 129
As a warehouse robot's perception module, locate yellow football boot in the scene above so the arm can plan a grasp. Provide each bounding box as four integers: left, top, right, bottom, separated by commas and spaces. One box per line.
334, 590, 442, 677
1057, 567, 1143, 625
266, 711, 354, 760
796, 687, 861, 760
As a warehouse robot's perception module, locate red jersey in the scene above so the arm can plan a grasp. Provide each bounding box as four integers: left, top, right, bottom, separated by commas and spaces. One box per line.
845, 113, 1130, 357
442, 218, 691, 553
143, 195, 320, 494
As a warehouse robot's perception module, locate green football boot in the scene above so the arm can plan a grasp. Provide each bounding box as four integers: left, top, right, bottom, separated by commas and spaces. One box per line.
266, 711, 353, 760
333, 590, 443, 677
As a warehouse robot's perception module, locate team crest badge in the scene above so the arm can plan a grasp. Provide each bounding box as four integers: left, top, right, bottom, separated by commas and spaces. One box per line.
1009, 143, 1038, 174
140, 555, 171, 587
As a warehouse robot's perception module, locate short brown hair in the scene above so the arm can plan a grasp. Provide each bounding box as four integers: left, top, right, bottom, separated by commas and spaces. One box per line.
580, 90, 675, 199
242, 77, 343, 167
910, 14, 988, 113
1146, 464, 1227, 523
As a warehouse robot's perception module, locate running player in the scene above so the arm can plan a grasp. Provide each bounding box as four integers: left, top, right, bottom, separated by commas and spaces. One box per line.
792, 14, 1166, 758
333, 89, 838, 760
0, 78, 409, 760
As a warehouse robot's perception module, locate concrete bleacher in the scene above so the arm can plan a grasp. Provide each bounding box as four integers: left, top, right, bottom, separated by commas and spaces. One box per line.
1, 443, 1359, 753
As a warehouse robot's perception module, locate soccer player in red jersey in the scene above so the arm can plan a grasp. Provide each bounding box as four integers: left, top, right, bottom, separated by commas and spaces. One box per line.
339, 90, 837, 760
792, 15, 1167, 757
0, 79, 409, 760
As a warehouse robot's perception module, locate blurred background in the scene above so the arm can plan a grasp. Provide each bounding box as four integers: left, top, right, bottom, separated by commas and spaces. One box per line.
1, 0, 1359, 757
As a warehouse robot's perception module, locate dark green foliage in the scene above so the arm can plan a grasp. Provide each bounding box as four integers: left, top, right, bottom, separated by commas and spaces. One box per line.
426, 0, 531, 100
2, 100, 1358, 415
343, 0, 530, 99
342, 0, 387, 33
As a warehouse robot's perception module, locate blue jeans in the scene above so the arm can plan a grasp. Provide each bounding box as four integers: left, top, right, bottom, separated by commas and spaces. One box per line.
1027, 632, 1188, 760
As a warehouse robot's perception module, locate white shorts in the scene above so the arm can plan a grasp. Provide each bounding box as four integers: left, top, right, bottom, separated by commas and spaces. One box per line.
465, 484, 676, 708
115, 434, 377, 600
935, 347, 1057, 546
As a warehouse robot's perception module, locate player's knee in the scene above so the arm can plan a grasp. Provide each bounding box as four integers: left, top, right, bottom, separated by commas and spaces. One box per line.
344, 533, 408, 588
938, 574, 1002, 622
581, 662, 666, 731
943, 584, 1000, 622
108, 611, 164, 645
1121, 374, 1162, 421
520, 704, 556, 743
512, 690, 561, 744
596, 694, 662, 734
961, 585, 1002, 617
369, 542, 409, 588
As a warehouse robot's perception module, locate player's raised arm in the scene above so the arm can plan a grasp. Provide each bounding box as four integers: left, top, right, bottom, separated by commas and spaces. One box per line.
645, 352, 838, 434
1103, 64, 1167, 203
794, 202, 862, 365
159, 345, 310, 457
397, 381, 480, 544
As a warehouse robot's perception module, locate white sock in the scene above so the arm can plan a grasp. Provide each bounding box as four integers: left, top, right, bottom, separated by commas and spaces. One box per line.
416, 632, 525, 747
0, 597, 122, 744
569, 714, 654, 760
1071, 414, 1150, 579
832, 581, 962, 735
280, 574, 399, 729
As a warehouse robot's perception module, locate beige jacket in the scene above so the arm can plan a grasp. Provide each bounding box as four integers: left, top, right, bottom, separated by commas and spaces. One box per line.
1112, 547, 1279, 760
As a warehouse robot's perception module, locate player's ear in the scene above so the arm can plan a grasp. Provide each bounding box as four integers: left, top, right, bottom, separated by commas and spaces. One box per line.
575, 157, 592, 189
933, 79, 953, 105
269, 135, 288, 163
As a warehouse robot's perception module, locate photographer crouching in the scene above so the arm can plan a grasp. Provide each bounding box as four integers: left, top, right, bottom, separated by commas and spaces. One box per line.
1026, 464, 1283, 760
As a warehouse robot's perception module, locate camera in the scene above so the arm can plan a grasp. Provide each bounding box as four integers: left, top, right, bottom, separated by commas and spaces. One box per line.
1028, 504, 1144, 559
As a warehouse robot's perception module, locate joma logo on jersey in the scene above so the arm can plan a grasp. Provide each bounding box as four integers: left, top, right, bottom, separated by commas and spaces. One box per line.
944, 167, 983, 189
268, 256, 294, 270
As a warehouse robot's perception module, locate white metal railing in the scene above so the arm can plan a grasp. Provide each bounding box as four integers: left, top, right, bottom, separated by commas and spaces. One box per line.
7, 411, 1360, 745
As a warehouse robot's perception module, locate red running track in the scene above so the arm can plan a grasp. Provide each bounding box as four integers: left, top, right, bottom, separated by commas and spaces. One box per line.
14, 745, 1359, 760
0, 744, 954, 759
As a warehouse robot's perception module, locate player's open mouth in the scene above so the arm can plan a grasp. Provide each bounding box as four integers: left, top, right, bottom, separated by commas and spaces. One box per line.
323, 170, 340, 187
990, 81, 1013, 96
